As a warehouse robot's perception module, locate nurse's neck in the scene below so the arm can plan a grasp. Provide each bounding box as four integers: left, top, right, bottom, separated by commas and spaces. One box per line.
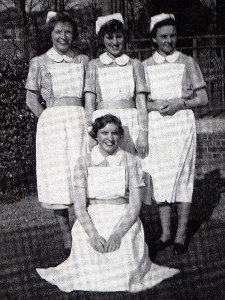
99, 146, 117, 157
53, 45, 72, 57
107, 52, 123, 60
157, 49, 176, 57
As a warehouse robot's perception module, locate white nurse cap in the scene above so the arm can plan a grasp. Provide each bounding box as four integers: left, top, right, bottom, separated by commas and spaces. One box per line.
150, 13, 175, 32
46, 11, 57, 23
96, 13, 124, 35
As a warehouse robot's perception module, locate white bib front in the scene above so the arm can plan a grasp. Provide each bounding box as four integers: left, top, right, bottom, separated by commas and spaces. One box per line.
47, 63, 83, 98
98, 65, 134, 102
87, 166, 126, 199
146, 63, 185, 100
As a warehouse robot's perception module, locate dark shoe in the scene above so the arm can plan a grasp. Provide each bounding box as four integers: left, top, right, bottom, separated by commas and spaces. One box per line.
154, 237, 173, 252
63, 242, 71, 256
63, 247, 71, 256
173, 243, 188, 255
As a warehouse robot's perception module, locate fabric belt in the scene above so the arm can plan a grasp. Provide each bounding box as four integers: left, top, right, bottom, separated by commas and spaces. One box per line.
89, 198, 128, 205
52, 97, 82, 107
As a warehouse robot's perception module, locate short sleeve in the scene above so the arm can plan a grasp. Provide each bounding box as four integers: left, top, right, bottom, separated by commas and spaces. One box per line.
25, 57, 41, 92
74, 156, 88, 188
132, 59, 148, 94
126, 153, 145, 189
84, 59, 97, 95
80, 54, 90, 72
186, 56, 206, 91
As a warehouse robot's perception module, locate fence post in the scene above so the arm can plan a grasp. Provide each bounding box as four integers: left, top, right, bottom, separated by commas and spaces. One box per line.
193, 37, 197, 60
221, 46, 224, 106
101, 0, 112, 15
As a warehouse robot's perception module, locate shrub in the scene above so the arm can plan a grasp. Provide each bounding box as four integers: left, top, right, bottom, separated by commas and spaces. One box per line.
0, 56, 37, 203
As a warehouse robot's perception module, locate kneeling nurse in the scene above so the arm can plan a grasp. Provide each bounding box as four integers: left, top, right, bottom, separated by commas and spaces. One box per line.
36, 114, 179, 293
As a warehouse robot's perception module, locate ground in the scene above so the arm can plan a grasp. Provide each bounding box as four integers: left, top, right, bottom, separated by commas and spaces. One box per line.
1, 182, 225, 300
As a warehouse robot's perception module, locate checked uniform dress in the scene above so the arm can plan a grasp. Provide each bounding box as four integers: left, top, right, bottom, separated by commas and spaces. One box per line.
84, 52, 148, 154
36, 146, 179, 293
142, 51, 206, 203
25, 48, 89, 208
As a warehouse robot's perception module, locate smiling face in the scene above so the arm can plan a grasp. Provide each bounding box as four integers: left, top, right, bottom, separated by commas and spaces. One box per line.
96, 122, 121, 155
153, 25, 177, 56
104, 31, 125, 58
51, 21, 73, 55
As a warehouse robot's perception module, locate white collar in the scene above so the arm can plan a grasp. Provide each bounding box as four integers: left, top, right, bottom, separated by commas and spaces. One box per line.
91, 145, 124, 166
47, 47, 73, 62
153, 50, 180, 64
99, 52, 130, 66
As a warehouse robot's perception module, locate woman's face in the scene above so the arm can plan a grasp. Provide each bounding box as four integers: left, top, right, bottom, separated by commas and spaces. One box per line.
104, 31, 124, 58
97, 122, 121, 155
51, 21, 73, 54
153, 25, 177, 56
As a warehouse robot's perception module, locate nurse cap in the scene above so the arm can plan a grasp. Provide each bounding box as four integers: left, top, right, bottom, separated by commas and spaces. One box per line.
96, 13, 124, 35
150, 13, 175, 32
46, 11, 57, 23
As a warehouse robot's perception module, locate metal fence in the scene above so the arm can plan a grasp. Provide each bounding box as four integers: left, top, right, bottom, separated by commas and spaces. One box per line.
126, 35, 225, 116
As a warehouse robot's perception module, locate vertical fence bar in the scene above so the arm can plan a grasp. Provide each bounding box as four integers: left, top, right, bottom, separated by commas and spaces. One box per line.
101, 0, 112, 15
193, 37, 197, 60
208, 48, 212, 110
117, 0, 121, 12
112, 0, 117, 13
221, 46, 224, 106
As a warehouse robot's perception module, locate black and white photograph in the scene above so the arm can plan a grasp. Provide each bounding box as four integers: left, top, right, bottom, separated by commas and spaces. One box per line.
1, 0, 225, 299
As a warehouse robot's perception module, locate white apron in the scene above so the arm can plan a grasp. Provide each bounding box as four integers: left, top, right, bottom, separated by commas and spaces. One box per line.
87, 166, 126, 200
47, 62, 83, 99
93, 65, 139, 154
36, 62, 87, 207
36, 163, 179, 292
142, 63, 196, 203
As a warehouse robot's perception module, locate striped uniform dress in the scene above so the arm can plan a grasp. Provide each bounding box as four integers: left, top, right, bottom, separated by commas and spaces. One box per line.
25, 48, 89, 208
142, 51, 206, 203
84, 52, 148, 154
36, 146, 179, 292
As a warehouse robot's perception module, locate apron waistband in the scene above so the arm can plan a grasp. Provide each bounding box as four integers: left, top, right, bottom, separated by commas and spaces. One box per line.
89, 198, 128, 205
51, 97, 82, 107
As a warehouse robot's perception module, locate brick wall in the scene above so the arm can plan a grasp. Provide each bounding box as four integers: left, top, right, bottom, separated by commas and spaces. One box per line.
196, 132, 225, 178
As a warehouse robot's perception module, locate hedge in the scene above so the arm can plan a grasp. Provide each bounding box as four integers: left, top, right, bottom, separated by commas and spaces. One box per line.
1, 56, 37, 203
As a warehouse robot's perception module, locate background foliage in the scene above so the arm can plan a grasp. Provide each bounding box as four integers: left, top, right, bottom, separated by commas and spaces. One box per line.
0, 56, 37, 203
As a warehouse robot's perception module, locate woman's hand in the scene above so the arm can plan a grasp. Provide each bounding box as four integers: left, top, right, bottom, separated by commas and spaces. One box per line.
159, 98, 183, 116
146, 99, 168, 113
106, 233, 122, 252
89, 233, 107, 253
135, 131, 149, 156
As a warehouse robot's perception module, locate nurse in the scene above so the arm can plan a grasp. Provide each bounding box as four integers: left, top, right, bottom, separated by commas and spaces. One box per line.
85, 13, 149, 156
25, 11, 89, 255
142, 13, 208, 255
36, 114, 179, 293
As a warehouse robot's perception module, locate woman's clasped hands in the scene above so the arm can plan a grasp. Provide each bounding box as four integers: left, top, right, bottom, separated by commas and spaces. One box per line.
149, 97, 185, 116
90, 232, 121, 253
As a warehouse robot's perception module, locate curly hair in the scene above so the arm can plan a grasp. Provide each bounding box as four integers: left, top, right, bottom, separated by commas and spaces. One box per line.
44, 12, 79, 42
89, 114, 124, 140
97, 19, 128, 46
